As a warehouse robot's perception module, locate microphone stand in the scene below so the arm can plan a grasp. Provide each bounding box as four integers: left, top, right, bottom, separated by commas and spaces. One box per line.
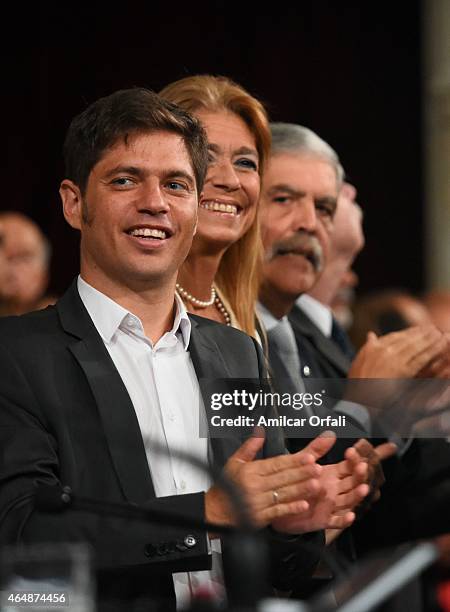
34, 480, 269, 612
35, 483, 233, 535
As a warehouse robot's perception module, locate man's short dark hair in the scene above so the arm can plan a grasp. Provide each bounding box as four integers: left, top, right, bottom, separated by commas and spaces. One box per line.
63, 88, 209, 194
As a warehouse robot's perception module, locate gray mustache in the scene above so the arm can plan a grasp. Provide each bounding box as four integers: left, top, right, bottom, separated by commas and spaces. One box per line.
266, 232, 324, 272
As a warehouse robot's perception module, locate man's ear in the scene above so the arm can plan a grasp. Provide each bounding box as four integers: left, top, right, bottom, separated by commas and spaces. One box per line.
60, 180, 83, 230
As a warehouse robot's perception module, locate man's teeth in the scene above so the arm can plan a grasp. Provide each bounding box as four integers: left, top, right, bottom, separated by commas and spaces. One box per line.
200, 201, 238, 215
129, 228, 167, 239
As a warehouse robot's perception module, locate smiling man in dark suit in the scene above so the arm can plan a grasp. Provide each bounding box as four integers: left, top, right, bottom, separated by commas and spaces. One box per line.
0, 90, 371, 611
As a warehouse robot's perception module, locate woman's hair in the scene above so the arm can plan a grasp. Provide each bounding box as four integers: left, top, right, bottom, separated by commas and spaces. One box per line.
160, 75, 271, 338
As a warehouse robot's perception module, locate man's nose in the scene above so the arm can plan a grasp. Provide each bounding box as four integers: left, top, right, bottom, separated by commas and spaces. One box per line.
139, 182, 170, 214
292, 196, 318, 232
209, 160, 240, 192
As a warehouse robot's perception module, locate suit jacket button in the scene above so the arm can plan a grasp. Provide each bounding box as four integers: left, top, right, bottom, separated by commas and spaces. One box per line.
157, 543, 169, 555
303, 365, 311, 377
144, 544, 157, 558
184, 535, 197, 548
167, 541, 177, 553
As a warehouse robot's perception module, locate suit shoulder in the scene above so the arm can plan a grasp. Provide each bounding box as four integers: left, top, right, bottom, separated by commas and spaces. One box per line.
0, 306, 59, 346
189, 313, 256, 346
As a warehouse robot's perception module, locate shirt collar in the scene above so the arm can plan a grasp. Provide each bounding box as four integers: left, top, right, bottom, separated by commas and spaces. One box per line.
77, 275, 191, 349
296, 294, 333, 337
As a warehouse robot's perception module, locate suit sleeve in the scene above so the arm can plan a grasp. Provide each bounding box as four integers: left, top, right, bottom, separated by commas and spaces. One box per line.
0, 341, 210, 574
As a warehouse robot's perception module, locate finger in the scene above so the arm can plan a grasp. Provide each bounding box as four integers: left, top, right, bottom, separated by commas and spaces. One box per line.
335, 457, 368, 480
336, 469, 368, 495
301, 432, 337, 460
344, 446, 371, 467
367, 331, 378, 344
374, 442, 398, 461
353, 438, 376, 458
378, 324, 436, 349
407, 332, 447, 372
335, 484, 370, 510
231, 433, 265, 463
268, 477, 322, 506
263, 462, 322, 491
257, 448, 320, 476
327, 511, 356, 530
256, 499, 310, 527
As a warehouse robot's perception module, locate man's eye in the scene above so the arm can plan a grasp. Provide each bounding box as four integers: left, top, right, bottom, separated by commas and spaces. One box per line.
111, 177, 134, 187
316, 203, 334, 217
167, 181, 187, 191
235, 158, 258, 171
272, 195, 291, 204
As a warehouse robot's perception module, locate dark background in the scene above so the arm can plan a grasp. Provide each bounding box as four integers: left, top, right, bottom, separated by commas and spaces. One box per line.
6, 1, 424, 298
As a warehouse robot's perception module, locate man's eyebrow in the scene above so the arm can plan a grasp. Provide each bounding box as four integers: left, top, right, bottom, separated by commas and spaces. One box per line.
267, 184, 305, 198
101, 165, 195, 188
161, 168, 196, 188
102, 165, 146, 179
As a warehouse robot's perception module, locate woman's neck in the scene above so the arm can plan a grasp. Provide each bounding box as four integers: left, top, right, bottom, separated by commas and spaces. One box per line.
177, 251, 223, 300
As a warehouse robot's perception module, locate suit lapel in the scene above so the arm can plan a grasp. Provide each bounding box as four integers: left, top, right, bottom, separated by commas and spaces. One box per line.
188, 317, 241, 471
289, 306, 351, 376
57, 282, 155, 504
188, 317, 232, 379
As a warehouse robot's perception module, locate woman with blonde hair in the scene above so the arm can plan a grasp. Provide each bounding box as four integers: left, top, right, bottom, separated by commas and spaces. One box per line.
160, 75, 270, 338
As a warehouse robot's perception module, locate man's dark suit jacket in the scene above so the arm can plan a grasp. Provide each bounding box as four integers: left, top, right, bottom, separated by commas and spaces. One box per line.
0, 282, 323, 611
288, 305, 351, 381
288, 304, 450, 552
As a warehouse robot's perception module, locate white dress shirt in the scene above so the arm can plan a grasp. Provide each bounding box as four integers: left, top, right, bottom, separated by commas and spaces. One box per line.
77, 276, 223, 608
296, 294, 333, 338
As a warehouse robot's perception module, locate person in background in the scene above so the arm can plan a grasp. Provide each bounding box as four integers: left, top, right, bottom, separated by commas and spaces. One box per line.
349, 289, 431, 350
294, 181, 364, 366
330, 267, 359, 331
0, 211, 55, 315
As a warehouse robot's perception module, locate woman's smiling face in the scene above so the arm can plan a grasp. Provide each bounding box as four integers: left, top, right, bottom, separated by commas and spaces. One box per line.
193, 109, 261, 251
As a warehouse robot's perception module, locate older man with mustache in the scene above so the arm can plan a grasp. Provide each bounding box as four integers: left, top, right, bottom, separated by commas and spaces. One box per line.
258, 125, 450, 570
258, 123, 447, 419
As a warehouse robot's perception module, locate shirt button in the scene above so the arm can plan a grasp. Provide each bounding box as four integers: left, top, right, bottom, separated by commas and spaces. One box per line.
184, 535, 197, 548
168, 414, 175, 422
180, 480, 186, 490
303, 365, 311, 377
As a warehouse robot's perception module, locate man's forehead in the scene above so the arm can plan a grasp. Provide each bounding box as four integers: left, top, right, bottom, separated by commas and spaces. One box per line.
264, 152, 338, 189
102, 130, 189, 158
90, 130, 196, 183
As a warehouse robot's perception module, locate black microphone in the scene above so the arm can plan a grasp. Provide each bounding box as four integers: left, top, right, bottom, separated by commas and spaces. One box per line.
34, 483, 233, 535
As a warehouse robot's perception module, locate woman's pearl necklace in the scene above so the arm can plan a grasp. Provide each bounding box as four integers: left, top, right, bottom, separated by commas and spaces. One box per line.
175, 282, 216, 307
176, 283, 231, 326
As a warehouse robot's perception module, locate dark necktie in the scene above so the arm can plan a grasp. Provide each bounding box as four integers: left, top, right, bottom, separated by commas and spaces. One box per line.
331, 317, 355, 360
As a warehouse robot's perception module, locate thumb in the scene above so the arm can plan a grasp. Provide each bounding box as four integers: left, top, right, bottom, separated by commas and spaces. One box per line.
231, 429, 265, 463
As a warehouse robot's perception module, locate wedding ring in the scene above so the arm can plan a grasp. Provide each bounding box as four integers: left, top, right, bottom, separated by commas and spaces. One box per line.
272, 490, 279, 504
